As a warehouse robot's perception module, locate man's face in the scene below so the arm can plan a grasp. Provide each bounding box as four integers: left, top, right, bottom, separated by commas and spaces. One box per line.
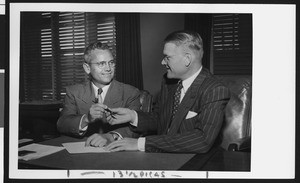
161, 42, 187, 79
85, 49, 115, 86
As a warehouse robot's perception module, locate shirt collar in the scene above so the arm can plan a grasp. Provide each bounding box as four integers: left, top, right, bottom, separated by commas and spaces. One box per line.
91, 82, 110, 99
182, 66, 202, 94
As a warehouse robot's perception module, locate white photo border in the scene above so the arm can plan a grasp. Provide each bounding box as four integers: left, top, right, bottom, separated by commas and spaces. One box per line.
9, 2, 296, 180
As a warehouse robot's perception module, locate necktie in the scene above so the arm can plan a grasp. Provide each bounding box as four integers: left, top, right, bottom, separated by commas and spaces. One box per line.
171, 80, 183, 121
97, 88, 103, 104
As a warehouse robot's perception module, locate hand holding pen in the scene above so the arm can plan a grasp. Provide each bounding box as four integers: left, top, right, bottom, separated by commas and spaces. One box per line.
82, 103, 115, 129
87, 103, 107, 123
84, 87, 115, 125
86, 88, 105, 123
104, 107, 116, 119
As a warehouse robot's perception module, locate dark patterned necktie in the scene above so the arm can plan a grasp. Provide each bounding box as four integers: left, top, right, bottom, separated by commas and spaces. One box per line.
171, 80, 183, 121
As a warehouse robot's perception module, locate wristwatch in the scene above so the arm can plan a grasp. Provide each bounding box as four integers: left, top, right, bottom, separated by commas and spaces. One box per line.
109, 132, 121, 141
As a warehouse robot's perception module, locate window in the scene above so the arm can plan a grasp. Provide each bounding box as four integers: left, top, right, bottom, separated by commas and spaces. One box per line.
212, 14, 252, 75
20, 12, 116, 102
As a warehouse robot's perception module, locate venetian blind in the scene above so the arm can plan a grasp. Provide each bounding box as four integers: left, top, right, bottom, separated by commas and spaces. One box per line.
212, 14, 252, 75
20, 12, 116, 102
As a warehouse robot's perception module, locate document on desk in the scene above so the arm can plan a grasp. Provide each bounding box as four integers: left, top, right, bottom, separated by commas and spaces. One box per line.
18, 143, 65, 161
62, 142, 109, 154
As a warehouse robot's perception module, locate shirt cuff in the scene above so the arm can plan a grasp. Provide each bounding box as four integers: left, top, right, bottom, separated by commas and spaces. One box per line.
79, 114, 88, 135
130, 110, 138, 127
137, 137, 145, 152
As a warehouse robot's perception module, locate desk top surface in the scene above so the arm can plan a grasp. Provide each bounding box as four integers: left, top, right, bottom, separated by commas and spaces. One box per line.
19, 136, 251, 171
19, 136, 196, 170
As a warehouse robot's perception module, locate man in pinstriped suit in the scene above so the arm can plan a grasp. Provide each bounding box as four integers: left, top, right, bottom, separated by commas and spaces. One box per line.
102, 30, 231, 153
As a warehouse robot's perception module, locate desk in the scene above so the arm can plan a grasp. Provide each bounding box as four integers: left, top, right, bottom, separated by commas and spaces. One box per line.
19, 136, 250, 171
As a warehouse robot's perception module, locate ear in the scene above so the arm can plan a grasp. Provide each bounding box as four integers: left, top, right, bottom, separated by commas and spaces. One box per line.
184, 53, 192, 67
83, 63, 91, 75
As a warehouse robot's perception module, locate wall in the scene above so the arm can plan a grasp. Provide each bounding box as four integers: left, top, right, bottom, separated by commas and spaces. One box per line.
140, 13, 184, 97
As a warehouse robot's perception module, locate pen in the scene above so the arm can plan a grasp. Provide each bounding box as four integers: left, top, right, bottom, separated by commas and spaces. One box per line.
105, 107, 116, 118
105, 107, 114, 115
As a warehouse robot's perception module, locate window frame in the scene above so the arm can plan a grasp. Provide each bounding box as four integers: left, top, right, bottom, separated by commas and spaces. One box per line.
211, 13, 252, 75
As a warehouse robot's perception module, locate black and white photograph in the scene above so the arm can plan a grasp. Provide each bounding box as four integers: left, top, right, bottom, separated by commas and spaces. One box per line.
3, 1, 297, 182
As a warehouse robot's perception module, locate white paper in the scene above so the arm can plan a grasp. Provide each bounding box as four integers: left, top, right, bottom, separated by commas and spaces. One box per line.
18, 143, 65, 161
19, 138, 33, 144
62, 142, 109, 154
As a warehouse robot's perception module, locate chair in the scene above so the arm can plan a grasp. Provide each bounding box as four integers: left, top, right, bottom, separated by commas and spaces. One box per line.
139, 90, 153, 113
216, 75, 252, 152
139, 80, 252, 152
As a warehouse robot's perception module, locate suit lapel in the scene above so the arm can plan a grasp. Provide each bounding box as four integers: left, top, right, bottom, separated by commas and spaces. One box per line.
167, 69, 208, 135
80, 80, 122, 108
81, 81, 96, 105
103, 80, 123, 108
164, 84, 178, 133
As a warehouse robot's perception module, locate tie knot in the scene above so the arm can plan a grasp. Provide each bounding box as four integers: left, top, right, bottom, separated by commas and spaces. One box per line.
98, 88, 103, 95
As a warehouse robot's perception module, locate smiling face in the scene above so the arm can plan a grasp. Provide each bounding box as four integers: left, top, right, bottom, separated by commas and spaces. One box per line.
161, 42, 188, 80
83, 49, 115, 88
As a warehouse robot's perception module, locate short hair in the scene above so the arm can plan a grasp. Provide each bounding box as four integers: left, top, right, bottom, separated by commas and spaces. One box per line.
84, 41, 110, 63
164, 30, 203, 54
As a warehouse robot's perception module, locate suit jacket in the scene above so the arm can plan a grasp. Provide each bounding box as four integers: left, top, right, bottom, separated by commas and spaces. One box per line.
135, 68, 231, 153
57, 79, 141, 137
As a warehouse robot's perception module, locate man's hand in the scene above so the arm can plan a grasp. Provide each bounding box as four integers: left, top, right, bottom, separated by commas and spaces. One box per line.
106, 108, 136, 125
104, 138, 138, 152
85, 133, 114, 147
88, 103, 107, 122
81, 104, 108, 129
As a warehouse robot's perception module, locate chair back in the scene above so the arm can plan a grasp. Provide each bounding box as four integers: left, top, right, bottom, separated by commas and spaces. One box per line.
216, 75, 252, 151
139, 90, 153, 113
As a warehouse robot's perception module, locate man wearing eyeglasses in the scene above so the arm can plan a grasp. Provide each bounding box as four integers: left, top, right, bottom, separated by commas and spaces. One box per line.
57, 41, 141, 146
102, 30, 231, 153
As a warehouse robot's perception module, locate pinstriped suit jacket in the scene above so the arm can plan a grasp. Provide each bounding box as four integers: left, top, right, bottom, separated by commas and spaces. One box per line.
135, 68, 231, 153
57, 79, 141, 137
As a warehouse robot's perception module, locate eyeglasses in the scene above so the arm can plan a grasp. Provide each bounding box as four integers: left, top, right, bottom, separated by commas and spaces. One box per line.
87, 60, 116, 68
